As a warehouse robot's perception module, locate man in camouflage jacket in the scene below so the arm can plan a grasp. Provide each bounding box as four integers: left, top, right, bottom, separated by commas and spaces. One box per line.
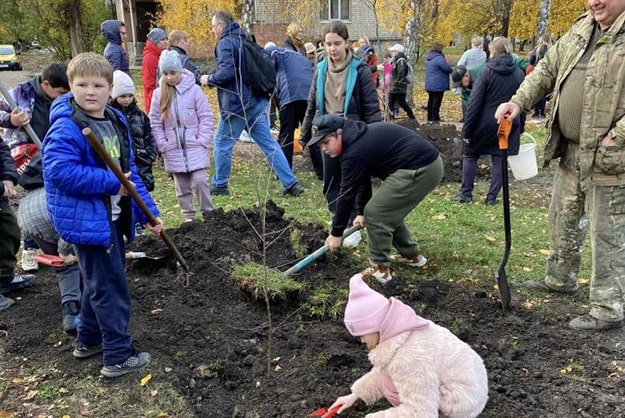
496, 1, 625, 331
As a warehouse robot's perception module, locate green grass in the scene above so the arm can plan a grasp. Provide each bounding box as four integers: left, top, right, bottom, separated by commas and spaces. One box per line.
231, 262, 305, 299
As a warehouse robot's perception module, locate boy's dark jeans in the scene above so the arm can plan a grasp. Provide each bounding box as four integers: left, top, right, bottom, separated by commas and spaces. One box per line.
73, 220, 133, 366
0, 205, 21, 279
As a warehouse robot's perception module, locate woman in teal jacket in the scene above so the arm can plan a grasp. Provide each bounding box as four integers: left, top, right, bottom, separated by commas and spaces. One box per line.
300, 22, 381, 224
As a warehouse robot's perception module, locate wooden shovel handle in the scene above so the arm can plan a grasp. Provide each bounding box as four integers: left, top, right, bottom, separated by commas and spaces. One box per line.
82, 127, 191, 273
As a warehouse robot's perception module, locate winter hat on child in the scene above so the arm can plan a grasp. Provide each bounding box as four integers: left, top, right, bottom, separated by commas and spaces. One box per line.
147, 28, 167, 44
344, 274, 391, 337
111, 70, 135, 99
159, 50, 183, 73
305, 42, 316, 54
389, 44, 405, 54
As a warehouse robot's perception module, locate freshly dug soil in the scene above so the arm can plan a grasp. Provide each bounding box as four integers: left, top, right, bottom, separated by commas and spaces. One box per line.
2, 200, 625, 417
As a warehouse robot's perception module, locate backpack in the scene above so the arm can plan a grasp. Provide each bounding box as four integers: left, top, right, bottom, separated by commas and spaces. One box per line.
237, 35, 277, 98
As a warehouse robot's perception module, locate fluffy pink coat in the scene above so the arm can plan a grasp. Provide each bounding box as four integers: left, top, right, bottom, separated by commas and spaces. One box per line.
149, 69, 214, 174
351, 311, 488, 417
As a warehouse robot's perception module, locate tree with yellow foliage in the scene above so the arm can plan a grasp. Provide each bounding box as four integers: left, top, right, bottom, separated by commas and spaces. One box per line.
157, 0, 236, 58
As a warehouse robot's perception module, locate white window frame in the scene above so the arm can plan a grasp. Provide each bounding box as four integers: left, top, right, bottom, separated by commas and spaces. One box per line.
321, 0, 350, 22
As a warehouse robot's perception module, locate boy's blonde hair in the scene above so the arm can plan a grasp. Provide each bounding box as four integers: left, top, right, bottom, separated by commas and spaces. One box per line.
168, 29, 188, 46
67, 52, 113, 85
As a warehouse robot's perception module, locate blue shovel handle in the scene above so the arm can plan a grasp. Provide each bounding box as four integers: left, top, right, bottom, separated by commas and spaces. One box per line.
284, 225, 361, 276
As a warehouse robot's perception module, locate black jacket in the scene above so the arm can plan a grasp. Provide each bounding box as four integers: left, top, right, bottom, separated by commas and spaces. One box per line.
390, 52, 410, 94
462, 54, 524, 156
332, 120, 439, 236
0, 139, 18, 209
110, 100, 157, 191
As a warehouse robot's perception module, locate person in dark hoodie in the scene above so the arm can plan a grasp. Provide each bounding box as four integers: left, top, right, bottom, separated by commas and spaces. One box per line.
309, 115, 443, 284
451, 37, 524, 206
388, 44, 416, 120
166, 30, 202, 86
101, 20, 130, 76
424, 42, 452, 122
0, 62, 69, 273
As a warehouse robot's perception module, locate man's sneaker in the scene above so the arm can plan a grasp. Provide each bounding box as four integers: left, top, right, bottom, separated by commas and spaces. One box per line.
100, 352, 151, 378
21, 249, 39, 272
211, 184, 230, 196
361, 264, 393, 284
568, 314, 623, 331
282, 182, 304, 197
73, 342, 103, 359
451, 193, 472, 203
0, 275, 36, 294
342, 230, 362, 248
61, 301, 81, 334
391, 253, 427, 268
523, 279, 577, 296
0, 295, 15, 312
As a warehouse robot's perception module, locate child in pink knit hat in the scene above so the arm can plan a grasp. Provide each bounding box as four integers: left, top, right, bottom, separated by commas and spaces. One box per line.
330, 274, 489, 417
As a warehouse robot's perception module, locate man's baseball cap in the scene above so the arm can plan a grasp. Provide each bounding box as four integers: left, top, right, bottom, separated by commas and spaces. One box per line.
310, 115, 345, 146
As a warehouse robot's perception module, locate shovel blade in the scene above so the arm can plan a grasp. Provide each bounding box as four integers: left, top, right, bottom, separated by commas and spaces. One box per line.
496, 268, 511, 311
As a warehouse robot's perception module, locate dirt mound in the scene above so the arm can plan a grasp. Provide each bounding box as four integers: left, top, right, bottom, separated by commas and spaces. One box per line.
2, 202, 625, 416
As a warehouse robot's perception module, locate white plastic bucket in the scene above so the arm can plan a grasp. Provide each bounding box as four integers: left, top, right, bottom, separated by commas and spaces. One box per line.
507, 133, 538, 180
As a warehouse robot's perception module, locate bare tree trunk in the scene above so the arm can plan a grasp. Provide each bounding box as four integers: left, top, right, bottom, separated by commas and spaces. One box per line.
535, 0, 552, 43
500, 0, 514, 37
241, 0, 254, 34
403, 0, 422, 107
67, 0, 84, 57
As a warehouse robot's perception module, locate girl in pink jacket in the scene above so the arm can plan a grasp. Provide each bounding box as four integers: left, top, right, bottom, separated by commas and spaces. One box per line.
331, 274, 488, 417
150, 50, 214, 222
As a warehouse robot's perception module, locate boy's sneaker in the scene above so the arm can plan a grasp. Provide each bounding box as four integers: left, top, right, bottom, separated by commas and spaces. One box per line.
451, 193, 472, 203
100, 352, 151, 378
61, 300, 81, 333
73, 342, 103, 359
0, 274, 36, 294
391, 253, 427, 268
361, 264, 393, 284
0, 295, 15, 312
211, 184, 230, 196
342, 230, 362, 248
281, 182, 304, 197
21, 249, 39, 272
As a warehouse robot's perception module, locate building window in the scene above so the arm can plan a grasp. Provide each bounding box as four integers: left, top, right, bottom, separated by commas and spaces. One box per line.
321, 0, 349, 21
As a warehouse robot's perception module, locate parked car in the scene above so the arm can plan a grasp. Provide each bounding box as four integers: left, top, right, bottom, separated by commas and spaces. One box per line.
0, 45, 22, 71
30, 40, 41, 50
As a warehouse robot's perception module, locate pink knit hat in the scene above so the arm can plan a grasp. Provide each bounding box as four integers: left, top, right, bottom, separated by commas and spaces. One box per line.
344, 274, 391, 337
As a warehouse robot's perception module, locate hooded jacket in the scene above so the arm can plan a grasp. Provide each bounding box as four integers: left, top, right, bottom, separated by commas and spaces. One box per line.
390, 52, 411, 94
424, 51, 452, 92
101, 20, 130, 76
331, 120, 439, 236
510, 11, 625, 189
462, 54, 524, 157
207, 21, 257, 117
142, 40, 164, 114
300, 57, 381, 143
350, 307, 488, 417
149, 70, 214, 174
268, 47, 313, 108
42, 93, 159, 247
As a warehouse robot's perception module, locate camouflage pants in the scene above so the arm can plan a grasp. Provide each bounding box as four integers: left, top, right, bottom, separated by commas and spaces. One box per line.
545, 144, 587, 292
586, 184, 625, 321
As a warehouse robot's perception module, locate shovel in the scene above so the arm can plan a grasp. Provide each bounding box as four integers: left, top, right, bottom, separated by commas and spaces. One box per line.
496, 115, 513, 311
82, 128, 191, 275
34, 254, 65, 267
284, 225, 361, 276
308, 405, 341, 418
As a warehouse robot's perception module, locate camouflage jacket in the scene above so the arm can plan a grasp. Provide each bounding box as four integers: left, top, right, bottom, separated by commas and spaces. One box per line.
510, 11, 625, 189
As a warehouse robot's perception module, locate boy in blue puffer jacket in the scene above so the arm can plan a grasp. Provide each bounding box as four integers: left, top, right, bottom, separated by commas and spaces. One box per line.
42, 52, 163, 378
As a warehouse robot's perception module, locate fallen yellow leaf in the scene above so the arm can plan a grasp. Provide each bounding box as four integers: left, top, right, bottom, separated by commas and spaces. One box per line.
484, 235, 496, 243
140, 373, 152, 387
539, 249, 550, 256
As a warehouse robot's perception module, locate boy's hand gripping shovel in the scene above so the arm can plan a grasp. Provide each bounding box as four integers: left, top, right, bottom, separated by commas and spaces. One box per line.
82, 128, 191, 278
496, 115, 513, 311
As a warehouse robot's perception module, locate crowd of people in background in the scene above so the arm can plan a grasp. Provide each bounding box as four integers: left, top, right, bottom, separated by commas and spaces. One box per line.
3, 5, 624, 411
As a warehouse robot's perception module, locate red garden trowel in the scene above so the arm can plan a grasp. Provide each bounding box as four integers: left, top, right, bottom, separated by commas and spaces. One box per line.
34, 254, 65, 267
308, 405, 341, 418
496, 115, 513, 311
284, 225, 361, 276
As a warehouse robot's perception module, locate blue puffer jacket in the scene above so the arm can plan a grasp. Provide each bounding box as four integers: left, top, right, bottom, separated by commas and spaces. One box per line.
424, 51, 452, 92
42, 93, 159, 247
207, 21, 257, 118
268, 47, 313, 108
101, 19, 130, 76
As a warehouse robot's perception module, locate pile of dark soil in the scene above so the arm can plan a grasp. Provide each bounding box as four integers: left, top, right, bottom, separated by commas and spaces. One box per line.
2, 201, 624, 417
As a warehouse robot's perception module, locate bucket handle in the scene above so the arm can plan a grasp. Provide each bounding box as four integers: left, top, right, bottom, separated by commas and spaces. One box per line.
520, 132, 537, 145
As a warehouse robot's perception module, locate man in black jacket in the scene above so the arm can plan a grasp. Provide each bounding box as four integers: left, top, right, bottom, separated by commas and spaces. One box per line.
310, 115, 444, 283
0, 140, 35, 311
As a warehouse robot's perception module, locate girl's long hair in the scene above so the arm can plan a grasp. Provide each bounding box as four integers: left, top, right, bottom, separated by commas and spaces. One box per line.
159, 77, 176, 121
